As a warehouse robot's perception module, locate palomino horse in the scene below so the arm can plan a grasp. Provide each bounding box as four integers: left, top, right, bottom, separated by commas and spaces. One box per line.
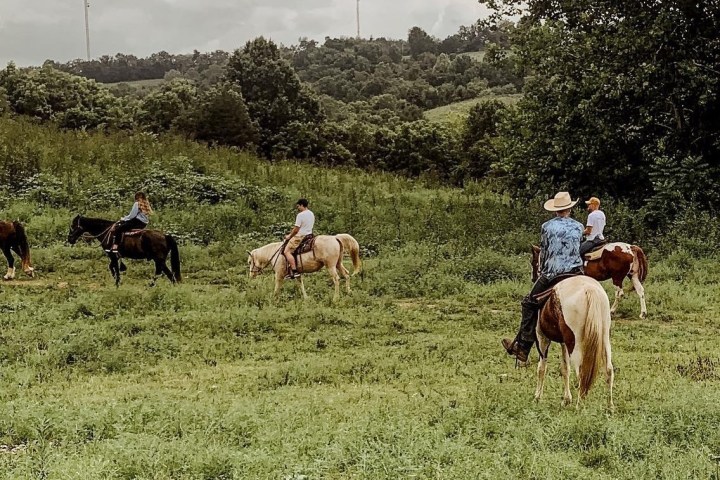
534, 275, 614, 408
0, 221, 34, 280
335, 233, 363, 276
67, 215, 181, 286
248, 236, 349, 301
532, 243, 648, 318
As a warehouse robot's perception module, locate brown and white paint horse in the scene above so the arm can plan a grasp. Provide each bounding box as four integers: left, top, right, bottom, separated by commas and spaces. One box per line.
0, 221, 34, 280
534, 275, 614, 408
532, 243, 648, 318
248, 236, 350, 301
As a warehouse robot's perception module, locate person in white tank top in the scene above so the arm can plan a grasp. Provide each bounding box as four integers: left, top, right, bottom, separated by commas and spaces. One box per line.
283, 198, 315, 279
580, 196, 606, 256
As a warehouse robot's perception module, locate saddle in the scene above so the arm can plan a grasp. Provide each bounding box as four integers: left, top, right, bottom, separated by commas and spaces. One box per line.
292, 234, 316, 257
584, 240, 610, 261
534, 272, 583, 307
123, 229, 145, 238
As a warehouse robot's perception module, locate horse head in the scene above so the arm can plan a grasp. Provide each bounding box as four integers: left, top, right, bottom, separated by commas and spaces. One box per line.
530, 245, 541, 282
67, 215, 85, 244
248, 250, 261, 278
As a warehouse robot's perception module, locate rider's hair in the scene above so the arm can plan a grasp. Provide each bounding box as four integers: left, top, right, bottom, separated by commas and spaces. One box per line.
296, 198, 309, 208
135, 191, 153, 215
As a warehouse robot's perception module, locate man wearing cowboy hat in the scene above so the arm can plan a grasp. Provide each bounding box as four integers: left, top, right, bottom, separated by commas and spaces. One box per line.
580, 196, 606, 256
502, 192, 584, 362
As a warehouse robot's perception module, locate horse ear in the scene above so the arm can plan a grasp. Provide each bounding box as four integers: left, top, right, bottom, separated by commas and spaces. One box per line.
247, 251, 253, 256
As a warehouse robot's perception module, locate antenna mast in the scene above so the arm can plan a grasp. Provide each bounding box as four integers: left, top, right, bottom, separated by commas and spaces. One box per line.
356, 0, 360, 39
84, 0, 91, 60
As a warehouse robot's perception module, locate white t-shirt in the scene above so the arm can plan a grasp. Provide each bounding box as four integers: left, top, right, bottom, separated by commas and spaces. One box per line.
295, 209, 315, 236
586, 210, 606, 241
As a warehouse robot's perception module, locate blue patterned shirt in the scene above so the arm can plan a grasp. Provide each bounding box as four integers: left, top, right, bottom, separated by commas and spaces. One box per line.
539, 216, 583, 279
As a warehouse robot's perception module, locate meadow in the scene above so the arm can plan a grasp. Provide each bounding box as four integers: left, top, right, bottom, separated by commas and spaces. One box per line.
1, 117, 720, 478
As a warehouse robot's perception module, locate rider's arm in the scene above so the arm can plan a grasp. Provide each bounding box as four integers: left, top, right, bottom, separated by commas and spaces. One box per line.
121, 202, 139, 222
285, 226, 299, 240
584, 225, 593, 236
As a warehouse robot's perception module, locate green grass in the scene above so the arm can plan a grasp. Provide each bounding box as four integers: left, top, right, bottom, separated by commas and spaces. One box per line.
0, 243, 718, 478
101, 78, 165, 89
425, 94, 523, 122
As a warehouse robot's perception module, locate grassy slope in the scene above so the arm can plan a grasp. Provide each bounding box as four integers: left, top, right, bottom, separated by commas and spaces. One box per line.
0, 118, 719, 478
101, 78, 165, 88
424, 94, 523, 123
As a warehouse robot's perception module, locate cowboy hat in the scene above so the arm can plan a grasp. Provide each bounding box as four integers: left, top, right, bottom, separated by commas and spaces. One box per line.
544, 192, 579, 212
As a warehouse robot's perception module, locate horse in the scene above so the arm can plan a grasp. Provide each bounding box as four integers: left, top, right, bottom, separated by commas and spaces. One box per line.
534, 275, 614, 408
532, 242, 648, 319
335, 233, 363, 276
0, 221, 34, 280
248, 236, 349, 301
67, 215, 181, 287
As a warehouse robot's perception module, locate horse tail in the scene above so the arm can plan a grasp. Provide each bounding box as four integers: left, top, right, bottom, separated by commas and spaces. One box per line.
12, 221, 32, 271
166, 235, 182, 282
336, 234, 363, 276
631, 245, 648, 283
579, 284, 609, 398
335, 238, 344, 271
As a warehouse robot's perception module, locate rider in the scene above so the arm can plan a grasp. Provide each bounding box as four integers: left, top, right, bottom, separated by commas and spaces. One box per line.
109, 191, 152, 253
502, 191, 584, 362
283, 198, 315, 279
580, 196, 606, 256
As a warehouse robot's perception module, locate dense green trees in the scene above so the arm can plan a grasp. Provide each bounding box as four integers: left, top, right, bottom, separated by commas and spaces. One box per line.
481, 0, 720, 218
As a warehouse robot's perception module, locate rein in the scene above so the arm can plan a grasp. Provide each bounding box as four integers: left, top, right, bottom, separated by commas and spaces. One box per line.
250, 243, 285, 274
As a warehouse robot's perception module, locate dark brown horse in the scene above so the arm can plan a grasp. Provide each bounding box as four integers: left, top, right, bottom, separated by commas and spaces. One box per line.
0, 221, 34, 280
67, 215, 181, 286
532, 242, 648, 318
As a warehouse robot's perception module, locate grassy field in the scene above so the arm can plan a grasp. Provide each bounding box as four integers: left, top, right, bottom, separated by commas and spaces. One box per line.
424, 94, 523, 122
1, 117, 720, 478
1, 245, 719, 478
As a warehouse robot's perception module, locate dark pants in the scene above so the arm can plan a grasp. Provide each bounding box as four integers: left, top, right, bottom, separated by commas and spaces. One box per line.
515, 267, 584, 350
113, 218, 147, 246
580, 238, 605, 256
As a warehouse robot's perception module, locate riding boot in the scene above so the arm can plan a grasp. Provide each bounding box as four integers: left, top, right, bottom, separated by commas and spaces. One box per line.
517, 296, 541, 349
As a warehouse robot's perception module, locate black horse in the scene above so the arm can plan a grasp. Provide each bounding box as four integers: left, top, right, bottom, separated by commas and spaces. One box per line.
67, 215, 181, 286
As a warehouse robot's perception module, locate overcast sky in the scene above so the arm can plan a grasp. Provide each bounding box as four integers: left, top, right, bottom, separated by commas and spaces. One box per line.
0, 0, 490, 66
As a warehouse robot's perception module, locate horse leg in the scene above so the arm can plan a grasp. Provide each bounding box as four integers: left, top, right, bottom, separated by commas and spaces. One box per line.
610, 280, 624, 315
11, 245, 32, 277
561, 344, 573, 406
108, 256, 121, 287
298, 275, 308, 300
534, 331, 550, 402
274, 272, 283, 298
631, 274, 647, 319
2, 247, 15, 280
150, 260, 163, 287
157, 258, 175, 284
327, 265, 340, 301
605, 328, 615, 410
340, 263, 351, 293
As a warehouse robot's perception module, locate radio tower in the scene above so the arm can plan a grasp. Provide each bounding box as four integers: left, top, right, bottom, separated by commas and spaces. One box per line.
84, 0, 91, 60
356, 0, 360, 39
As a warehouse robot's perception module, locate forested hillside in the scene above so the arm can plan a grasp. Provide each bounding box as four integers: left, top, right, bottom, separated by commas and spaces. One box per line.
2, 4, 720, 228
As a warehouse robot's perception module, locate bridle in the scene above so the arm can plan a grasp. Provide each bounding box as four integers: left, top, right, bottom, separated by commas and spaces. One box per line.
72, 219, 115, 244
249, 243, 285, 275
